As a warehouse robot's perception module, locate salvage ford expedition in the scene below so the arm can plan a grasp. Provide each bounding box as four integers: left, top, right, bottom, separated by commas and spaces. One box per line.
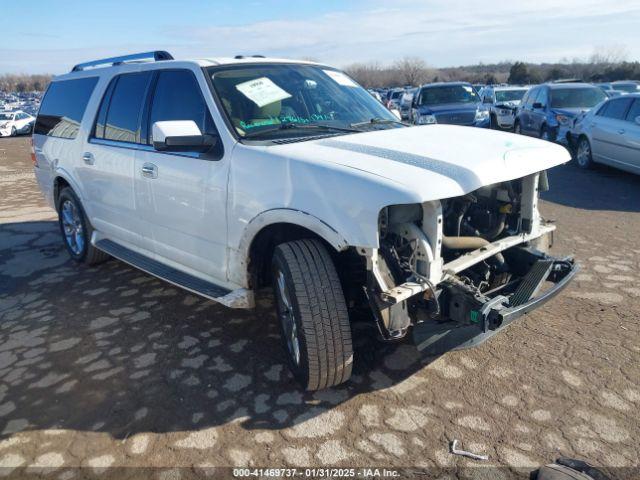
33, 51, 578, 390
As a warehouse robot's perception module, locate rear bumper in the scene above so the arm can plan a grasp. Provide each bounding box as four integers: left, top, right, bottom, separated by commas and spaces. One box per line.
412, 256, 579, 356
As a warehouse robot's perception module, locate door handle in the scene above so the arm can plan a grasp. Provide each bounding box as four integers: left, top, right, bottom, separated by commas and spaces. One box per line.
82, 152, 95, 165
617, 129, 625, 135
141, 163, 158, 179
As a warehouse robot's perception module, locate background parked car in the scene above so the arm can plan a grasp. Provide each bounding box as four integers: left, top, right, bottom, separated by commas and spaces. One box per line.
570, 93, 640, 174
385, 88, 404, 110
481, 85, 530, 130
595, 83, 624, 98
610, 80, 640, 94
399, 87, 418, 121
411, 82, 489, 127
0, 110, 35, 137
367, 89, 382, 102
514, 83, 606, 144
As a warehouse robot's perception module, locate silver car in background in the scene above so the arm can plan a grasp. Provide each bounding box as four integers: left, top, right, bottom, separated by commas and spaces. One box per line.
399, 87, 418, 121
481, 86, 530, 130
571, 93, 640, 174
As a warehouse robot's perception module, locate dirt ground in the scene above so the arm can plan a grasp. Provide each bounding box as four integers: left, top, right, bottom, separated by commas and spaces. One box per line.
0, 136, 639, 479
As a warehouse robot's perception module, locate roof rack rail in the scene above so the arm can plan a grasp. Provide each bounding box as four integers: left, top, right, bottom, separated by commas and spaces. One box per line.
71, 51, 174, 72
234, 54, 266, 59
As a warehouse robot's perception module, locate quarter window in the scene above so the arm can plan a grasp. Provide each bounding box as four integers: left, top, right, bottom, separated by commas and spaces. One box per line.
34, 77, 98, 139
149, 70, 216, 143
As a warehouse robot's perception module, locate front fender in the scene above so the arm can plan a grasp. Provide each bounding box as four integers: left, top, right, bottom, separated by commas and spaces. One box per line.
228, 208, 350, 287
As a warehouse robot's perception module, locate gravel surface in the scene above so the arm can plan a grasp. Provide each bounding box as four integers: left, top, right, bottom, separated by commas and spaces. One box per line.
0, 136, 639, 479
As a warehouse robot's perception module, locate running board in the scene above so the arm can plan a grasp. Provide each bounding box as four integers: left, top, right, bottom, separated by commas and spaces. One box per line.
95, 239, 254, 308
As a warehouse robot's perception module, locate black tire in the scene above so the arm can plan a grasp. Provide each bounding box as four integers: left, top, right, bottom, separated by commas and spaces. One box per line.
272, 239, 353, 390
57, 187, 110, 265
489, 114, 497, 129
575, 136, 593, 169
540, 125, 555, 142
513, 121, 521, 134
10, 127, 17, 137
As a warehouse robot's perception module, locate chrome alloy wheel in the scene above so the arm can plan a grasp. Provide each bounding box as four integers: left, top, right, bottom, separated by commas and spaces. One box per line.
61, 200, 85, 255
576, 138, 591, 167
275, 269, 301, 366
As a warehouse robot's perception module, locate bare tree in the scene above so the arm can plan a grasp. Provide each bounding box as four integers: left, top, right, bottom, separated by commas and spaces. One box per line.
393, 57, 431, 86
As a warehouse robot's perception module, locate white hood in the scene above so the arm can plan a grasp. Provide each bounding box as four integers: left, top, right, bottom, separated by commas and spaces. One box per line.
270, 125, 571, 201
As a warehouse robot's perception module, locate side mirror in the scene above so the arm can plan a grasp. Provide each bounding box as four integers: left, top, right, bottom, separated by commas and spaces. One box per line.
152, 120, 216, 153
532, 102, 544, 109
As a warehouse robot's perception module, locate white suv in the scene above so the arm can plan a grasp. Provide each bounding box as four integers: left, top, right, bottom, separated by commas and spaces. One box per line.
34, 51, 578, 390
0, 110, 35, 137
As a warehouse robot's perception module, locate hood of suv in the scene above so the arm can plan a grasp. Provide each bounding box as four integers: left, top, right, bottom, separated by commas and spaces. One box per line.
268, 125, 571, 202
550, 107, 587, 118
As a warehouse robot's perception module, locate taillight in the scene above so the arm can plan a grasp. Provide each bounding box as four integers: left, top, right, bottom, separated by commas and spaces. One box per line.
30, 138, 37, 165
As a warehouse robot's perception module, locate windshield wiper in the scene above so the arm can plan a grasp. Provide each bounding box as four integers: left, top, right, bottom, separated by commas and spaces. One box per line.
243, 122, 360, 138
349, 117, 408, 128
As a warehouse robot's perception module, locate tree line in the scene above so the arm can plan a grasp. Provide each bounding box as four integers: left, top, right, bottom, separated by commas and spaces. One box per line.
344, 56, 640, 88
0, 74, 53, 93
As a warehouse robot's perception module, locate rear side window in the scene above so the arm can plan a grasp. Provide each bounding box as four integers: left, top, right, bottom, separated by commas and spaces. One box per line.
625, 99, 640, 122
148, 70, 215, 143
95, 72, 153, 144
598, 98, 632, 120
35, 77, 98, 139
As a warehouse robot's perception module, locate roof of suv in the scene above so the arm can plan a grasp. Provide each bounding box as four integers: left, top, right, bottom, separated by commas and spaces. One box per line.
54, 52, 324, 82
545, 82, 597, 89
420, 81, 472, 88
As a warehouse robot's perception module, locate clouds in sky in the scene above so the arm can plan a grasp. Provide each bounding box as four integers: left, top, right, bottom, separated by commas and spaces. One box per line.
2, 0, 639, 73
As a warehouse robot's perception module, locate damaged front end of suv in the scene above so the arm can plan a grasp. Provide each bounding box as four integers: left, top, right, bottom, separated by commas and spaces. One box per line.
361, 171, 578, 354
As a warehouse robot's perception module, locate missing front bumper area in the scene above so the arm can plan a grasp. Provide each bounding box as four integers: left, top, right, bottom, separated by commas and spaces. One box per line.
412, 253, 578, 356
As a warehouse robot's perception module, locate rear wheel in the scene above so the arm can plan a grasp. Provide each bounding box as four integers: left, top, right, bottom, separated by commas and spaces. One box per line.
272, 239, 353, 390
57, 188, 110, 265
575, 136, 593, 169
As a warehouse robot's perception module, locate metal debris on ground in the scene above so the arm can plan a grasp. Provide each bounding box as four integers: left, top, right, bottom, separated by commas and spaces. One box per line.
450, 439, 489, 461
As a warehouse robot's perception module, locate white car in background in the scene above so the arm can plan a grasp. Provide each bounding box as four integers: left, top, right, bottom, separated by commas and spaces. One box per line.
0, 110, 35, 137
481, 86, 530, 130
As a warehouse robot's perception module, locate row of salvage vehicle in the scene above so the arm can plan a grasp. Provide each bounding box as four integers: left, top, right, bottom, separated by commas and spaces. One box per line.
381, 80, 639, 175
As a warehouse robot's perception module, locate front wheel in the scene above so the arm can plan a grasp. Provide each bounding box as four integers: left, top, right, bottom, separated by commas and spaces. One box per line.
513, 121, 521, 134
575, 136, 593, 169
272, 239, 353, 391
10, 126, 17, 137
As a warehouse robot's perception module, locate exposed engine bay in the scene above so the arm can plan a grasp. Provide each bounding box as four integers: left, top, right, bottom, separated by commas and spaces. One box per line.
363, 171, 577, 352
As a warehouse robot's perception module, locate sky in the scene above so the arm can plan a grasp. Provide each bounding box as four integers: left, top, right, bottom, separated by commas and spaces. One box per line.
2, 0, 640, 74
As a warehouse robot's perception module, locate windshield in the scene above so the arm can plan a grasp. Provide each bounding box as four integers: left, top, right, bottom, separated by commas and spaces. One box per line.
495, 89, 527, 103
0, 113, 12, 121
614, 83, 639, 93
418, 85, 479, 106
208, 64, 398, 139
550, 87, 606, 109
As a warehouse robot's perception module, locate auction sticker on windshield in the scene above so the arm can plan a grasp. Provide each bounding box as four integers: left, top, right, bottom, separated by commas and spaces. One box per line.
235, 77, 292, 108
323, 70, 358, 87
